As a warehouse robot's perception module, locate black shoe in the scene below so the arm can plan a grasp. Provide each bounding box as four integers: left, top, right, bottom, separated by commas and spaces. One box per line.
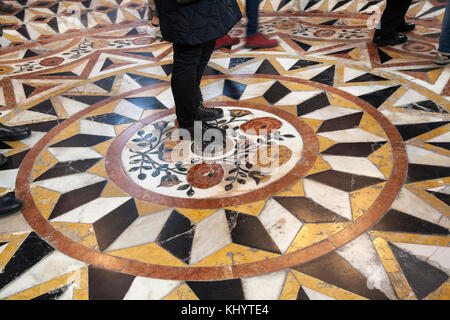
194, 104, 224, 121
373, 30, 408, 46
398, 22, 415, 33
0, 124, 31, 141
0, 193, 22, 216
0, 154, 6, 167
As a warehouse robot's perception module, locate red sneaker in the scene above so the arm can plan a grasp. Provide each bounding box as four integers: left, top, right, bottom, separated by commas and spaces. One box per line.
245, 33, 278, 49
215, 35, 240, 50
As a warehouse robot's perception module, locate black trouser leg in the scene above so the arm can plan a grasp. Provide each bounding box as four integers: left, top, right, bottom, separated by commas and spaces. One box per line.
380, 0, 413, 34
194, 40, 215, 108
172, 42, 209, 128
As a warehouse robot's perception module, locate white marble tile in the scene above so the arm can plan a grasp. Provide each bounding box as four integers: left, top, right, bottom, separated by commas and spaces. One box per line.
114, 99, 144, 120
117, 74, 142, 94
380, 109, 448, 125
105, 209, 172, 252
211, 58, 231, 69
406, 145, 450, 167
391, 187, 445, 226
301, 105, 360, 120
155, 87, 175, 108
318, 128, 387, 143
6, 110, 57, 125
0, 214, 32, 235
0, 242, 8, 255
57, 283, 75, 300
276, 57, 299, 71
79, 119, 116, 137
242, 269, 288, 300
343, 67, 367, 83
0, 169, 19, 189
123, 277, 182, 300
338, 85, 395, 97
32, 172, 106, 194
17, 131, 46, 149
51, 196, 132, 223
336, 233, 397, 300
427, 185, 450, 194
427, 131, 450, 143
239, 80, 276, 101
322, 155, 386, 179
0, 251, 87, 299
302, 286, 336, 300
47, 147, 103, 162
137, 66, 168, 77
58, 96, 90, 117
303, 178, 352, 220
393, 89, 428, 107
189, 210, 232, 265
258, 199, 303, 254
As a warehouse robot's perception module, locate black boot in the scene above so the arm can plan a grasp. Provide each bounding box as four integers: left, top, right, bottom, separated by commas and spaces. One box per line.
397, 22, 415, 33
0, 153, 6, 167
0, 124, 31, 141
0, 193, 22, 217
194, 104, 224, 121
373, 29, 408, 46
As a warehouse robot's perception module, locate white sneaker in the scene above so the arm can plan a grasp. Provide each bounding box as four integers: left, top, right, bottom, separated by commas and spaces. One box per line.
435, 52, 450, 65
145, 23, 160, 35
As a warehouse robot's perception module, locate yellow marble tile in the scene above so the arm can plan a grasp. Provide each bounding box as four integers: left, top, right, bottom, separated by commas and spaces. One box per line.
86, 158, 108, 178
274, 105, 298, 116
224, 199, 267, 216
175, 208, 218, 223
134, 199, 170, 216
359, 113, 388, 139
424, 282, 450, 300
114, 123, 135, 135
279, 271, 301, 300
49, 120, 80, 144
282, 82, 317, 92
372, 237, 416, 300
291, 270, 367, 300
192, 243, 280, 267
275, 179, 304, 197
50, 222, 99, 250
299, 118, 323, 132
82, 100, 120, 117
369, 231, 450, 247
30, 185, 61, 220
73, 266, 89, 300
328, 92, 363, 111
0, 233, 29, 271
317, 135, 337, 152
406, 184, 450, 218
30, 149, 59, 182
350, 182, 386, 221
164, 283, 199, 300
90, 139, 113, 157
367, 143, 393, 179
416, 124, 449, 143
286, 222, 351, 254
306, 155, 331, 175
100, 180, 130, 198
107, 242, 187, 267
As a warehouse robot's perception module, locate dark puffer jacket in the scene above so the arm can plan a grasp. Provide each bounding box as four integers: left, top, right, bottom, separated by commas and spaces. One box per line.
154, 0, 242, 46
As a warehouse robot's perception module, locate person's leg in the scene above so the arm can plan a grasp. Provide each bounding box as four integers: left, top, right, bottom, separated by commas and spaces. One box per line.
439, 0, 450, 53
373, 0, 411, 46
172, 42, 203, 128
246, 0, 259, 37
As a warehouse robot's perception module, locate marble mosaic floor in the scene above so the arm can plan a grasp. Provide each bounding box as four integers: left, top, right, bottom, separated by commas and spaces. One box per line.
0, 0, 449, 300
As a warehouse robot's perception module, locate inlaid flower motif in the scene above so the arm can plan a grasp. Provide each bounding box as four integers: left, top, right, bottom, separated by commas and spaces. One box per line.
39, 57, 65, 67
187, 162, 224, 189
92, 39, 110, 49
158, 174, 181, 188
256, 145, 293, 168
160, 139, 185, 163
240, 117, 283, 135
313, 29, 336, 38
229, 109, 252, 118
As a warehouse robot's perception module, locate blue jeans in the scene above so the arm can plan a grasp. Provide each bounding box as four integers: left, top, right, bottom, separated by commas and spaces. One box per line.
439, 0, 450, 53
246, 0, 260, 37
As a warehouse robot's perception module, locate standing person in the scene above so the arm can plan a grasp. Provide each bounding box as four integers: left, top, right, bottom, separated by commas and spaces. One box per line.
373, 0, 414, 46
154, 0, 241, 140
215, 0, 278, 50
146, 0, 160, 35
436, 0, 450, 65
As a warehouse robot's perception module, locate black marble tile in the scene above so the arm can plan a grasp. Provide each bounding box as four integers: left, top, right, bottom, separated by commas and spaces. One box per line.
0, 232, 55, 291
346, 73, 388, 83
389, 242, 449, 300
262, 81, 291, 105
161, 63, 173, 76
33, 158, 102, 182
288, 59, 321, 71
0, 141, 13, 150
292, 39, 311, 52
426, 190, 450, 206
332, 0, 352, 11
48, 180, 108, 220
32, 285, 69, 300
292, 252, 389, 300
124, 97, 167, 110
229, 57, 254, 69
255, 59, 279, 75
86, 113, 136, 125
309, 65, 335, 86
156, 210, 196, 264
395, 121, 450, 141
304, 0, 321, 11
273, 197, 350, 223
94, 199, 139, 252
0, 150, 29, 171
13, 120, 65, 133
377, 48, 393, 64
62, 95, 110, 106
296, 91, 330, 116
50, 134, 113, 147
427, 142, 450, 151
101, 58, 115, 72
320, 18, 338, 25
410, 100, 448, 114
371, 209, 449, 235
88, 266, 135, 300
306, 170, 386, 192
124, 51, 155, 58
93, 76, 116, 92
126, 73, 165, 87
223, 79, 247, 101
405, 163, 450, 183
316, 112, 363, 133
42, 71, 79, 77
225, 210, 281, 254
357, 85, 401, 109
27, 99, 57, 116
321, 142, 386, 157
296, 286, 310, 300
186, 279, 244, 300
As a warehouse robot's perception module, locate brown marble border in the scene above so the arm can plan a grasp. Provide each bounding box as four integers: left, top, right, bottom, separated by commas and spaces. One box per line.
16, 74, 407, 281
105, 101, 319, 209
